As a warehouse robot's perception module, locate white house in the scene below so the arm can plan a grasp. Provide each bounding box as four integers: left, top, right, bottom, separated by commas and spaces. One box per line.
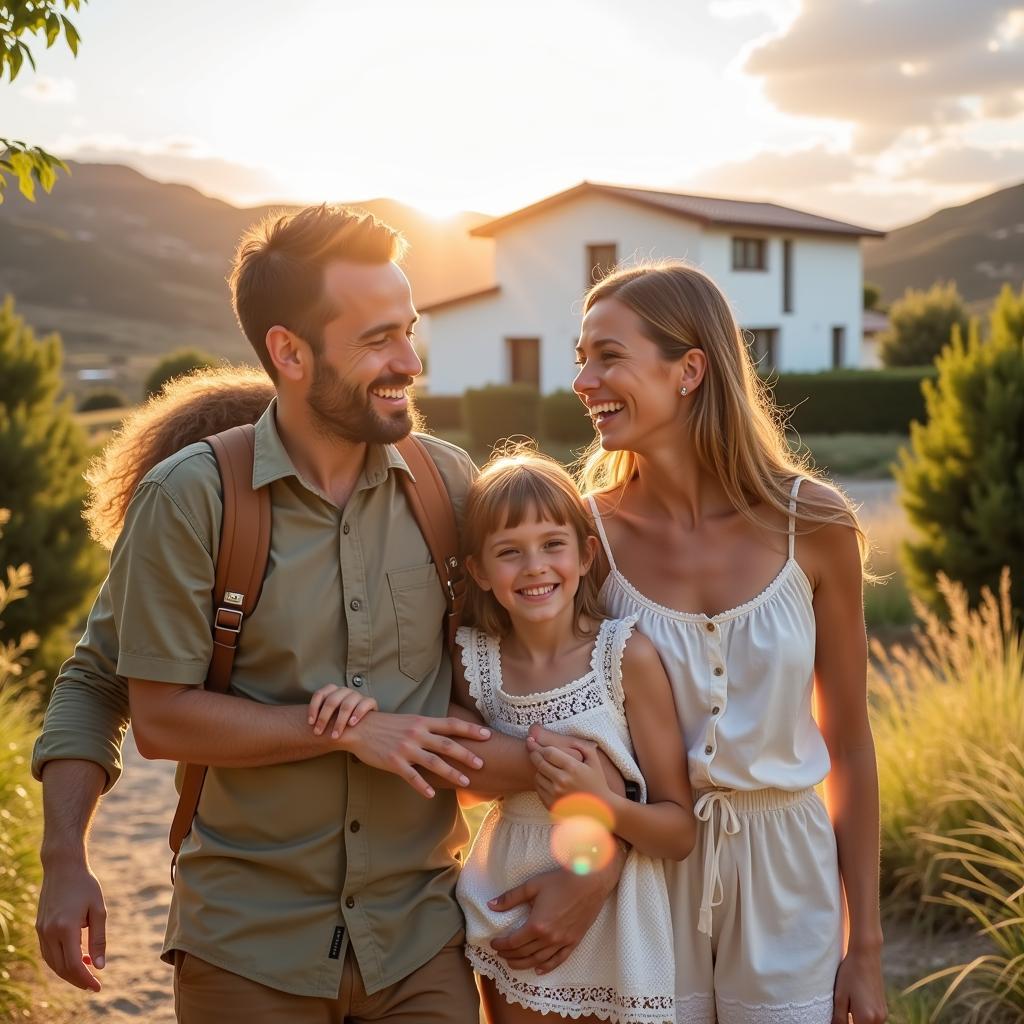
420, 182, 885, 395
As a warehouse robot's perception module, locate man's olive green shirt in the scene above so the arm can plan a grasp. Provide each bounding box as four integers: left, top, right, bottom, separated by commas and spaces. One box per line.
33, 402, 477, 998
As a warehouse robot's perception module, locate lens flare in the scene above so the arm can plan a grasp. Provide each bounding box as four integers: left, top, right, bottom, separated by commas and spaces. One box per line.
549, 793, 616, 876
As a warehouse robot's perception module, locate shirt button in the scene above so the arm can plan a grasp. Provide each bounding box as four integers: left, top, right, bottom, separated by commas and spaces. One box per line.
704, 744, 714, 755
343, 523, 351, 535
712, 705, 721, 715
713, 666, 724, 676
706, 622, 716, 633
345, 896, 355, 908
350, 820, 361, 833
350, 598, 361, 611
352, 674, 364, 688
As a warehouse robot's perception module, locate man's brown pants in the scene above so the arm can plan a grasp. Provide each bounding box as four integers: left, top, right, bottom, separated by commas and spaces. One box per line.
172, 932, 480, 1023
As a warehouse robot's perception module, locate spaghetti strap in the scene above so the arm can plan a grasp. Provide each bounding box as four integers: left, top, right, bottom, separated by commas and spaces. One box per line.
788, 477, 802, 560
586, 495, 619, 573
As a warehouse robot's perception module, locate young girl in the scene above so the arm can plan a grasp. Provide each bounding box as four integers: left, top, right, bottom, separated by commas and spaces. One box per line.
452, 450, 695, 1024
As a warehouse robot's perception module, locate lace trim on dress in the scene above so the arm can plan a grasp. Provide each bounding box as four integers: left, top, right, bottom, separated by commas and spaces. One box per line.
716, 992, 834, 1024
488, 679, 606, 729
675, 992, 716, 1024
468, 944, 674, 1024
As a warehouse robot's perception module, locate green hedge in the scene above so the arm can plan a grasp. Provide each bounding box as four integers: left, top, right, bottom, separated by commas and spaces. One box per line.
78, 388, 127, 412
769, 369, 934, 435
540, 390, 597, 446
414, 393, 463, 432
463, 384, 540, 451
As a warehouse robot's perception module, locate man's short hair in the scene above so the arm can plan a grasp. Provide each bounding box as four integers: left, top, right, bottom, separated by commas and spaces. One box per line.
229, 204, 408, 379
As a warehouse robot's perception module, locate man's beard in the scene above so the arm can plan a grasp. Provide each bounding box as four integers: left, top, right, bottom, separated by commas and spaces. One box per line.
307, 355, 414, 445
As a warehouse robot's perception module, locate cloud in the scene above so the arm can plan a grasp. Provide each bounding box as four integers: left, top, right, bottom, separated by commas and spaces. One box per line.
20, 75, 76, 103
902, 143, 1024, 184
687, 145, 861, 194
743, 1, 1024, 151
680, 141, 1023, 229
52, 134, 286, 205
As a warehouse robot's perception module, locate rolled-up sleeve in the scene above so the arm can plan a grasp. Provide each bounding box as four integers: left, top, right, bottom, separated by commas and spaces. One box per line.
108, 477, 216, 686
32, 579, 131, 792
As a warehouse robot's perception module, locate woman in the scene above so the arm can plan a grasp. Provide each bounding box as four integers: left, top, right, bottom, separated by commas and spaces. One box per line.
558, 261, 886, 1024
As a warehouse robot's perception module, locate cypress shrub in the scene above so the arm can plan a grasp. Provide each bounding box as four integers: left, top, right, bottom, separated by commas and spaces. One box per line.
896, 287, 1024, 615
770, 369, 933, 435
540, 390, 595, 446
0, 298, 103, 681
413, 393, 463, 432
463, 384, 540, 452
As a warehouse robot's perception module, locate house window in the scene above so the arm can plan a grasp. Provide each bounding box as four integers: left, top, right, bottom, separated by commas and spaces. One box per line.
732, 237, 767, 271
507, 337, 540, 389
746, 328, 778, 371
586, 243, 618, 286
831, 326, 845, 369
782, 239, 793, 312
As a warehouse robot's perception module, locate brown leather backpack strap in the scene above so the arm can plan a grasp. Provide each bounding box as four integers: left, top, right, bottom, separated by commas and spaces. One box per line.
394, 435, 465, 650
168, 424, 271, 869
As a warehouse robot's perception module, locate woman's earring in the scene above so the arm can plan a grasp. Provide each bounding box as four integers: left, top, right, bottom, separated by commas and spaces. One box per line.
680, 385, 688, 397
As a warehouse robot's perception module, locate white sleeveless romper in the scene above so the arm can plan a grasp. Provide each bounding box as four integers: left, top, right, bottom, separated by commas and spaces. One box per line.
455, 617, 676, 1024
589, 480, 842, 1024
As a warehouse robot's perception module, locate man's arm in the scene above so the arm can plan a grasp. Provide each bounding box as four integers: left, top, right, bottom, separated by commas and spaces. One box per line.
129, 680, 490, 796
36, 760, 108, 992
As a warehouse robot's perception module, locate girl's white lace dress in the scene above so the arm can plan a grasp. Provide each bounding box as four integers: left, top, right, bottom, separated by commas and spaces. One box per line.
455, 616, 675, 1024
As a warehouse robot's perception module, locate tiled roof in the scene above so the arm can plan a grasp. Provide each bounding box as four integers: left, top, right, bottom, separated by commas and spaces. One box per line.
471, 181, 886, 239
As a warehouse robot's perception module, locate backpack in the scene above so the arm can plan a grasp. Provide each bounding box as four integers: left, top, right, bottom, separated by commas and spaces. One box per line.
168, 424, 465, 872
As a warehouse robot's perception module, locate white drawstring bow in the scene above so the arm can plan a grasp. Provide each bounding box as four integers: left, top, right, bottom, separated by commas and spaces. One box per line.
693, 789, 742, 936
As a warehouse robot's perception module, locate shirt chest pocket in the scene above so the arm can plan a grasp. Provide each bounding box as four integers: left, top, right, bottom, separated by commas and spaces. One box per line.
387, 563, 447, 682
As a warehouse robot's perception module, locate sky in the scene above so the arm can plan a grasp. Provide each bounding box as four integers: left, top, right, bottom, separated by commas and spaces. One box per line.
6, 0, 1024, 227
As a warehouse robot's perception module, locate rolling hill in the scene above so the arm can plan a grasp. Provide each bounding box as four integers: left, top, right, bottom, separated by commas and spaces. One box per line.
864, 181, 1024, 307
0, 162, 494, 395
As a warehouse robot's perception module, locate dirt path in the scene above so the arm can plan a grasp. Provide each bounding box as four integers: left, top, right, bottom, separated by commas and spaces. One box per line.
32, 722, 973, 1023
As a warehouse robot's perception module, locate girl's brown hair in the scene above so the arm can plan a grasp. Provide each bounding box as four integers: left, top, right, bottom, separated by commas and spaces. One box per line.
84, 365, 275, 549
578, 260, 868, 563
462, 446, 605, 637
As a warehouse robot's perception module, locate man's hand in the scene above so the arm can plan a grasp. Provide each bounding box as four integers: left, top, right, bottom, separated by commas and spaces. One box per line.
36, 854, 107, 992
341, 711, 491, 798
487, 848, 626, 974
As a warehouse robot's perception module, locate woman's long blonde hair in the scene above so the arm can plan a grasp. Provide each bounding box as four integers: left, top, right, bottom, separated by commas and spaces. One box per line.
84, 365, 275, 549
577, 260, 867, 560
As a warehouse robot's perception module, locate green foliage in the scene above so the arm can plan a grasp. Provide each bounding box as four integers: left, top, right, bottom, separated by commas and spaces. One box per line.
0, 508, 44, 1012
771, 369, 934, 435
413, 393, 462, 432
879, 282, 970, 368
896, 298, 1024, 615
539, 389, 595, 446
462, 384, 540, 453
77, 387, 126, 412
870, 571, 1024, 927
864, 281, 882, 311
143, 347, 219, 399
0, 0, 86, 203
0, 297, 102, 680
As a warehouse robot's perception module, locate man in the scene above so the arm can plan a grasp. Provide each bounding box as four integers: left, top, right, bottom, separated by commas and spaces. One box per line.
33, 204, 623, 1022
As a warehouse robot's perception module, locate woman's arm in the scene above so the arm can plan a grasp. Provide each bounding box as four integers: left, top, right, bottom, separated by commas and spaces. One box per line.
531, 632, 695, 860
802, 503, 887, 1024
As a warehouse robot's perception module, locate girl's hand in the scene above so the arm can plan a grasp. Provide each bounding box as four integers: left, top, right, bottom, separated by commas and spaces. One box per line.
528, 741, 610, 804
832, 944, 887, 1024
308, 685, 378, 738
